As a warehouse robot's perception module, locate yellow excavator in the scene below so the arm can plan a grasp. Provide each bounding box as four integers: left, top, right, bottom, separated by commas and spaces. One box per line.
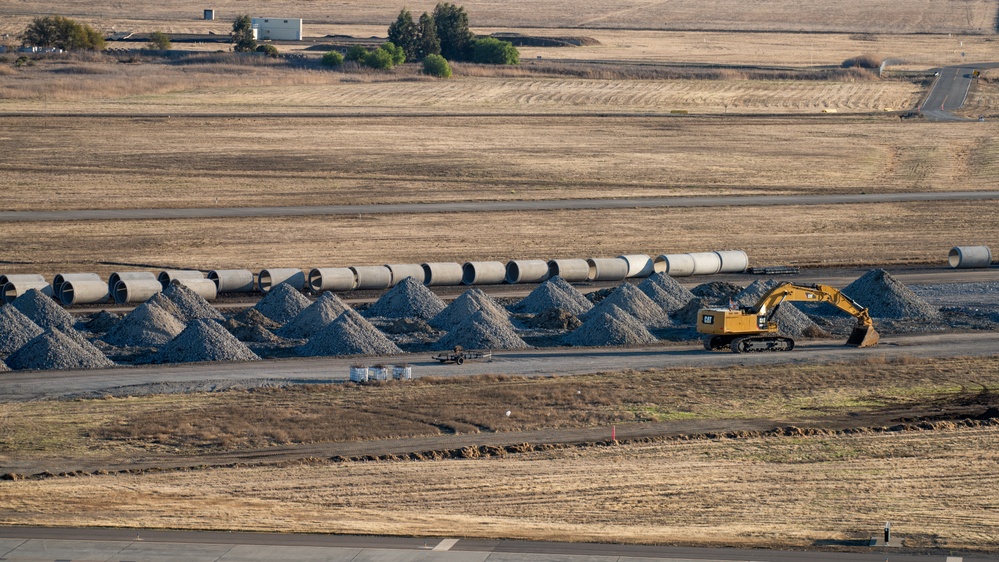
697, 283, 880, 353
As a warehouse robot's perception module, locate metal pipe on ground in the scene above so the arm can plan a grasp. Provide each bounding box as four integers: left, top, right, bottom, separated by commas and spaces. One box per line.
462, 261, 507, 285
308, 268, 355, 292
113, 279, 162, 305
948, 246, 992, 268
2, 280, 54, 304
158, 269, 205, 290
53, 273, 101, 302
108, 272, 156, 294
208, 270, 256, 293
653, 254, 694, 276
618, 254, 654, 278
385, 264, 427, 286
258, 269, 306, 292
586, 257, 629, 282
170, 278, 217, 300
547, 259, 590, 282
505, 260, 550, 284
714, 250, 749, 273
689, 252, 723, 275
60, 279, 110, 306
421, 262, 464, 286
350, 266, 392, 290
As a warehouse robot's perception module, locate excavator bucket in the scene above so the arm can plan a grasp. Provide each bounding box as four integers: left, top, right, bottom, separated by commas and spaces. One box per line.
846, 325, 880, 347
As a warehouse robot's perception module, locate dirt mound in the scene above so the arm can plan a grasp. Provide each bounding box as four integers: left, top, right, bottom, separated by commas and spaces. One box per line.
430, 288, 509, 330
0, 305, 44, 356
364, 277, 446, 320
12, 289, 76, 332
278, 292, 351, 340
843, 269, 940, 320
734, 280, 827, 338
522, 308, 582, 331
232, 307, 282, 330
692, 281, 744, 303
153, 319, 260, 364
101, 301, 187, 348
435, 308, 529, 350
513, 276, 593, 316
223, 317, 285, 343
638, 273, 696, 314
300, 308, 402, 357
84, 311, 120, 334
583, 283, 670, 327
252, 282, 311, 326
6, 328, 115, 371
565, 304, 658, 347
163, 282, 223, 322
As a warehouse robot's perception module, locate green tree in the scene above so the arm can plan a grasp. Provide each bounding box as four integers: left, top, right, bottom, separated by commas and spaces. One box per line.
345, 44, 368, 62
231, 15, 256, 52
147, 31, 171, 50
321, 50, 344, 67
433, 3, 473, 61
381, 41, 405, 65
363, 47, 395, 69
417, 12, 440, 60
256, 44, 279, 56
387, 9, 419, 62
422, 53, 451, 78
470, 37, 518, 65
22, 16, 105, 51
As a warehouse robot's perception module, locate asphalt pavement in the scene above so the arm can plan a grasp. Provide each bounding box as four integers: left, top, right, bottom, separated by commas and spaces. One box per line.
919, 62, 999, 121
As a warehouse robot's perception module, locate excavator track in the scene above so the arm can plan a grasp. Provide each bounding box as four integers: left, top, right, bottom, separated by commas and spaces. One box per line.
730, 335, 795, 353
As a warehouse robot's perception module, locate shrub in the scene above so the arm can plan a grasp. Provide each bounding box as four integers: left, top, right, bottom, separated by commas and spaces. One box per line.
256, 44, 279, 56
423, 53, 452, 78
321, 50, 344, 67
231, 15, 256, 53
381, 41, 405, 65
22, 16, 105, 51
363, 47, 395, 69
842, 54, 882, 69
345, 45, 368, 62
147, 31, 170, 51
470, 37, 519, 65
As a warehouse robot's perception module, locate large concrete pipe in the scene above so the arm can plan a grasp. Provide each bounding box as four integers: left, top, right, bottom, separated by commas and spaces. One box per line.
653, 254, 695, 277
421, 262, 464, 286
170, 278, 217, 300
714, 250, 749, 273
0, 273, 45, 286
547, 259, 590, 282
60, 279, 110, 306
618, 254, 654, 278
462, 261, 507, 285
258, 268, 306, 292
53, 273, 101, 302
158, 269, 205, 290
308, 268, 355, 292
505, 260, 550, 284
586, 258, 629, 282
948, 246, 992, 269
108, 271, 156, 294
1, 280, 54, 304
689, 252, 723, 275
208, 269, 256, 293
113, 278, 162, 305
386, 264, 426, 287
350, 266, 392, 290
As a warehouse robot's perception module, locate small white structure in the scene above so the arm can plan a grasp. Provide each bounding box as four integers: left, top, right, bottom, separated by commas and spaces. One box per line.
251, 17, 302, 41
204, 9, 215, 20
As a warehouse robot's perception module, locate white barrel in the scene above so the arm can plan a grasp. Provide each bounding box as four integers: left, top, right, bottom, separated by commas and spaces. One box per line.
2, 280, 54, 304
308, 268, 355, 291
618, 254, 654, 278
349, 366, 369, 382
505, 260, 550, 284
158, 269, 205, 289
689, 252, 723, 275
393, 365, 412, 380
547, 259, 590, 282
208, 269, 256, 293
350, 266, 392, 290
948, 246, 992, 269
60, 279, 110, 305
714, 250, 749, 274
654, 254, 695, 277
586, 258, 629, 282
53, 273, 101, 301
0, 273, 45, 286
386, 264, 426, 286
171, 278, 218, 300
462, 261, 507, 285
113, 278, 162, 304
258, 268, 306, 292
108, 271, 156, 294
421, 262, 464, 286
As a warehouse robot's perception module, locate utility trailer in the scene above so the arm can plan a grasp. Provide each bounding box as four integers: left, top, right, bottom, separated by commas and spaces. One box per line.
431, 346, 492, 365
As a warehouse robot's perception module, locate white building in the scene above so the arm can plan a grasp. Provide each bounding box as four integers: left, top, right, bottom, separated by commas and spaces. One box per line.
251, 17, 302, 41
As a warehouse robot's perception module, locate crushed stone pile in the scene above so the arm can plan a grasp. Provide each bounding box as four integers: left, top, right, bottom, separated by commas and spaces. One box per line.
583, 283, 670, 327
300, 308, 402, 357
278, 292, 352, 340
146, 293, 184, 320
12, 289, 76, 332
430, 288, 509, 330
7, 328, 115, 370
0, 305, 44, 356
223, 317, 286, 343
734, 280, 827, 338
672, 297, 711, 326
153, 319, 260, 363
639, 273, 696, 314
512, 276, 593, 316
842, 269, 940, 320
163, 282, 223, 322
232, 307, 282, 330
522, 308, 582, 331
363, 277, 446, 320
102, 301, 186, 348
380, 317, 436, 335
0, 359, 8, 372
692, 281, 744, 304
84, 311, 120, 333
252, 282, 312, 325
565, 304, 658, 347
435, 308, 529, 350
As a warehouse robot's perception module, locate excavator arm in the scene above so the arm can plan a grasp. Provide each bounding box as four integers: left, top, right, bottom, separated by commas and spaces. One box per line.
752, 283, 878, 347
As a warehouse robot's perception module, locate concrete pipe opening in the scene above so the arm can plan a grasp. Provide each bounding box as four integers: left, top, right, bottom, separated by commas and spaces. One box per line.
108, 271, 156, 294
308, 268, 355, 292
158, 269, 205, 290
208, 270, 256, 293
547, 259, 590, 282
654, 254, 695, 277
258, 269, 306, 293
948, 246, 992, 269
113, 279, 162, 305
0, 273, 45, 287
586, 258, 629, 282
385, 264, 427, 287
689, 252, 723, 275
714, 250, 749, 274
53, 273, 101, 302
421, 262, 464, 286
2, 280, 54, 304
171, 278, 217, 301
462, 261, 507, 285
506, 260, 550, 284
350, 266, 392, 290
618, 254, 654, 278
60, 279, 110, 306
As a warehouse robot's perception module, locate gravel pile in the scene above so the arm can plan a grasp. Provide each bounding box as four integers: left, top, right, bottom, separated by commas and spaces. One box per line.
843, 269, 941, 320
7, 328, 115, 370
84, 311, 120, 333
102, 301, 186, 348
734, 280, 826, 337
163, 282, 223, 322
692, 281, 744, 304
147, 293, 184, 320
522, 308, 582, 331
152, 319, 261, 364
253, 282, 312, 325
0, 305, 44, 356
300, 308, 402, 357
12, 289, 76, 332
583, 283, 670, 327
278, 292, 351, 340
0, 360, 8, 372
512, 276, 593, 316
565, 304, 658, 347
430, 288, 509, 330
639, 273, 696, 314
672, 297, 711, 326
364, 277, 446, 320
435, 308, 529, 350
232, 308, 282, 330
223, 317, 286, 343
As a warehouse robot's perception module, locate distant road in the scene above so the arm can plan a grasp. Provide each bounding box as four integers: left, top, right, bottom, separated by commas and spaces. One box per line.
2, 191, 999, 222
920, 62, 999, 121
